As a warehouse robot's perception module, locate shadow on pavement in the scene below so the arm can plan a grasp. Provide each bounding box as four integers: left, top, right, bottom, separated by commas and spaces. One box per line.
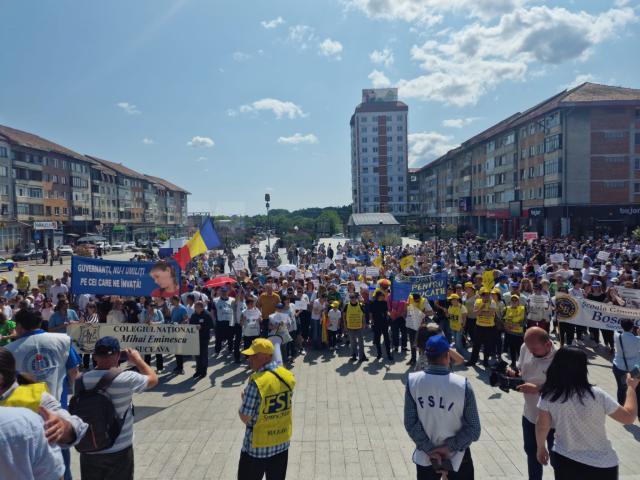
335, 359, 361, 376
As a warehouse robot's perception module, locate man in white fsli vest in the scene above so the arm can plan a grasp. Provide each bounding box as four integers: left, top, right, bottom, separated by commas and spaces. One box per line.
404, 335, 481, 479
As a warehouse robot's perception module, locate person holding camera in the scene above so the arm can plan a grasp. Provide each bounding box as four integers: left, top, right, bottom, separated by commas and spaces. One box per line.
404, 335, 481, 479
612, 318, 640, 414
536, 346, 639, 479
506, 327, 556, 480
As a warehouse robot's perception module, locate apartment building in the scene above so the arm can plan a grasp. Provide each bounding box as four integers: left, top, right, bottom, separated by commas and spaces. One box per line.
413, 83, 640, 238
350, 88, 409, 217
0, 125, 189, 250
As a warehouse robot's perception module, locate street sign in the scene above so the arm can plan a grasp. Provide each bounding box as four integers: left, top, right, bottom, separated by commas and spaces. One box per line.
33, 221, 57, 230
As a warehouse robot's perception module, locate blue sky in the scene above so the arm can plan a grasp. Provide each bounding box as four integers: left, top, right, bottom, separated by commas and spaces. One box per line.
1, 0, 638, 215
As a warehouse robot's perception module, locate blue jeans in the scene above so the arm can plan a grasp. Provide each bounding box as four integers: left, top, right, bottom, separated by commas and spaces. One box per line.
438, 317, 452, 343
311, 319, 321, 347
522, 416, 554, 480
454, 330, 468, 359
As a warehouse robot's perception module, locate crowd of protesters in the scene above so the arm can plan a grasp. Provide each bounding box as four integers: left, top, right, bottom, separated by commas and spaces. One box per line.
0, 233, 639, 479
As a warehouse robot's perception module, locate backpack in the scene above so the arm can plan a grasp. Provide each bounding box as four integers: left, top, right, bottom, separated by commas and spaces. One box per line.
69, 368, 127, 453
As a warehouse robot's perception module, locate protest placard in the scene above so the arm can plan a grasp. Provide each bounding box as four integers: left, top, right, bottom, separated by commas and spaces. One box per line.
597, 251, 610, 261
270, 270, 281, 278
569, 259, 583, 269
294, 300, 309, 310
347, 257, 357, 265
523, 232, 538, 243
304, 271, 313, 278
549, 253, 564, 263
335, 254, 343, 260
67, 323, 199, 355
617, 287, 640, 309
256, 259, 268, 268
71, 257, 181, 297
365, 266, 379, 277
232, 259, 245, 271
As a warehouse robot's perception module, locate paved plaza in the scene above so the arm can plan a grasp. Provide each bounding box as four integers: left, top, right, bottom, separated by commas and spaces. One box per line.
71, 336, 640, 480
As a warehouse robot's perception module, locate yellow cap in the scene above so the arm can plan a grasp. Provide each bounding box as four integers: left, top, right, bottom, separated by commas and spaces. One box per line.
491, 288, 501, 295
331, 301, 340, 308
241, 338, 274, 356
479, 287, 491, 294
464, 282, 474, 288
510, 294, 520, 299
448, 294, 460, 300
17, 269, 24, 273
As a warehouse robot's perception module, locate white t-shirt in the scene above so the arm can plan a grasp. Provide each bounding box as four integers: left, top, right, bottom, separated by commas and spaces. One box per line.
327, 309, 341, 331
518, 344, 556, 423
537, 386, 619, 468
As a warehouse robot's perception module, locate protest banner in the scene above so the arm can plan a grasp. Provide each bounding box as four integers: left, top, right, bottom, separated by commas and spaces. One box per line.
270, 270, 281, 278
555, 294, 640, 331
569, 259, 583, 269
523, 232, 538, 243
294, 300, 308, 311
71, 257, 181, 298
391, 273, 448, 302
596, 251, 610, 261
304, 271, 313, 278
256, 259, 268, 268
347, 257, 357, 265
617, 287, 640, 309
67, 323, 199, 355
549, 253, 564, 263
372, 256, 383, 268
335, 254, 343, 260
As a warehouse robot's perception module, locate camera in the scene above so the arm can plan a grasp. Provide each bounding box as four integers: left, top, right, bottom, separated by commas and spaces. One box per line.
489, 359, 524, 393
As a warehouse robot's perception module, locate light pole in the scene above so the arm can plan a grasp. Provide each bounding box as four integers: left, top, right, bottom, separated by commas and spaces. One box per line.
265, 193, 271, 252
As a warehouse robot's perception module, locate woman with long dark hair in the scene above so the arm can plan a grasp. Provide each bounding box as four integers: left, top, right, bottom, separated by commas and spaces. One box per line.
536, 347, 638, 479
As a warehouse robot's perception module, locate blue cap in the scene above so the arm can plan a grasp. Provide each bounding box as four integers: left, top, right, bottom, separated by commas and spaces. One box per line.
498, 275, 507, 280
220, 286, 229, 292
94, 336, 120, 355
276, 303, 285, 309
510, 282, 520, 288
592, 281, 602, 288
425, 335, 450, 358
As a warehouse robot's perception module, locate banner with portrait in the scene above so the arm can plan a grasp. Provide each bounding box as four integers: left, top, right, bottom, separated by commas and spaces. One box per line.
555, 294, 640, 331
67, 323, 199, 355
71, 257, 181, 298
391, 273, 448, 302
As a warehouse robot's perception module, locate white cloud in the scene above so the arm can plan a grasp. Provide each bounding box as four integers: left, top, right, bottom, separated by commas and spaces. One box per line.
370, 48, 394, 67
237, 98, 306, 119
261, 16, 285, 29
368, 69, 391, 87
141, 137, 155, 145
195, 156, 207, 162
288, 25, 317, 50
116, 102, 141, 115
319, 38, 343, 59
232, 51, 252, 62
277, 133, 319, 145
187, 136, 215, 148
564, 73, 596, 90
397, 5, 636, 106
408, 132, 458, 166
344, 0, 524, 24
442, 117, 479, 128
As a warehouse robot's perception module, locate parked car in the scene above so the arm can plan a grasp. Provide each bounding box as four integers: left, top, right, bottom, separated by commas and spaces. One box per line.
125, 242, 137, 251
11, 249, 43, 261
58, 245, 74, 256
96, 241, 111, 252
0, 257, 14, 271
112, 242, 126, 251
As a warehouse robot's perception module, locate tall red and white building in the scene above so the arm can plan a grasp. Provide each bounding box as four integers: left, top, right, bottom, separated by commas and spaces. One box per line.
350, 88, 409, 217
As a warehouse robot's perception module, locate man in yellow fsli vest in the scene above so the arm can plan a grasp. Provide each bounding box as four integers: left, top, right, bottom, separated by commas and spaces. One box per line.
343, 293, 368, 362
238, 338, 296, 480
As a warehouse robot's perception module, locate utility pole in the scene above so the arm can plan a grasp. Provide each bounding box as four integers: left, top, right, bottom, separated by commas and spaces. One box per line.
265, 193, 271, 252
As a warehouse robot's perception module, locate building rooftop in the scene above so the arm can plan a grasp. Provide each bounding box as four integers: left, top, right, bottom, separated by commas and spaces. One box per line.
144, 174, 190, 194
347, 213, 400, 226
417, 82, 640, 173
0, 124, 87, 161
87, 156, 146, 180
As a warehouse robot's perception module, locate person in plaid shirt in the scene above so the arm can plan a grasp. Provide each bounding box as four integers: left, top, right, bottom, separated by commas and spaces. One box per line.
238, 338, 295, 480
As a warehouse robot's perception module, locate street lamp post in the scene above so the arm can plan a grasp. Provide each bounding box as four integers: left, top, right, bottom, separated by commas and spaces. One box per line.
265, 193, 271, 252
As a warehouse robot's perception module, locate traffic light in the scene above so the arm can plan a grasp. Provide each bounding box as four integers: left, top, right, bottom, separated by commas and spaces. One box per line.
265, 193, 270, 202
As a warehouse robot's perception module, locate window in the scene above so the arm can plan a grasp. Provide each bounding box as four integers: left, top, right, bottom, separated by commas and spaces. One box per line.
545, 112, 560, 129
397, 115, 403, 121
604, 131, 624, 139
362, 167, 368, 173
529, 167, 535, 178
544, 183, 562, 198
387, 136, 392, 142
361, 127, 367, 132
63, 208, 68, 215
529, 123, 535, 135
635, 133, 640, 145
397, 125, 403, 131
361, 116, 367, 122
372, 126, 378, 132
634, 183, 640, 194
0, 147, 7, 158
635, 158, 640, 170
362, 147, 368, 153
521, 149, 527, 160
28, 188, 42, 198
544, 134, 562, 153
361, 137, 367, 143
496, 173, 506, 185
372, 137, 378, 143
486, 141, 495, 154
529, 145, 535, 157
604, 181, 625, 189
544, 158, 562, 175
373, 147, 378, 153
397, 136, 403, 142
0, 166, 7, 177
504, 133, 515, 145
536, 143, 544, 155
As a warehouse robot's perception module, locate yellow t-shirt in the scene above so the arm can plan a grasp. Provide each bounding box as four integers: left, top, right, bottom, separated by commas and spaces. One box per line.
447, 304, 468, 332
474, 299, 496, 328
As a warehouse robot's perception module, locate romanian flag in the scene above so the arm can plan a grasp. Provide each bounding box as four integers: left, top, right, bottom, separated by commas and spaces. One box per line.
174, 218, 222, 270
